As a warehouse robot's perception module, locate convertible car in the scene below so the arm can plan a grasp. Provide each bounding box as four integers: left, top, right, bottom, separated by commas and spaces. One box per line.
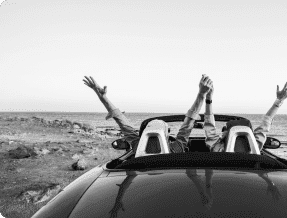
32, 114, 287, 218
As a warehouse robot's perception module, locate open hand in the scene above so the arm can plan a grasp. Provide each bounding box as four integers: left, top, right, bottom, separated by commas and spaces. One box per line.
199, 75, 213, 97
276, 82, 287, 101
83, 76, 107, 99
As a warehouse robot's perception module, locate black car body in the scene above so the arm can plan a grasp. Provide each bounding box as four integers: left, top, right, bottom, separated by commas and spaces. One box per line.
32, 114, 287, 218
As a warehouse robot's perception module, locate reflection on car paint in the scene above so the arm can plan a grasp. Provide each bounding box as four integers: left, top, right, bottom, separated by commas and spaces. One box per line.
108, 169, 282, 217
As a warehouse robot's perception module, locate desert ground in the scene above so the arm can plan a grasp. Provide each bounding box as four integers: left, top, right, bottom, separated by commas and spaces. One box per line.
0, 116, 125, 218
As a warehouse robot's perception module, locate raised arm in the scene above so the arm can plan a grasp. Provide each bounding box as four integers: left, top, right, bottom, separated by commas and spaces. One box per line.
254, 82, 287, 150
203, 84, 221, 151
83, 76, 140, 150
171, 75, 213, 153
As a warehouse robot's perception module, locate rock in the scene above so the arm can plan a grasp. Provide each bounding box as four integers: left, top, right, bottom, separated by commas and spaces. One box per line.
9, 146, 37, 159
87, 128, 94, 133
63, 119, 73, 126
72, 153, 83, 160
17, 183, 61, 204
61, 119, 73, 128
106, 130, 121, 136
72, 158, 87, 170
73, 122, 82, 129
34, 147, 50, 156
82, 123, 93, 132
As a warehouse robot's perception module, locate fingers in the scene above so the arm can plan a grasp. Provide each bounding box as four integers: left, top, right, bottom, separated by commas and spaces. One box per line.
84, 76, 93, 85
207, 80, 213, 88
277, 85, 279, 93
200, 74, 207, 83
83, 82, 90, 87
83, 76, 105, 92
203, 76, 210, 85
284, 82, 287, 90
89, 76, 97, 86
103, 86, 107, 94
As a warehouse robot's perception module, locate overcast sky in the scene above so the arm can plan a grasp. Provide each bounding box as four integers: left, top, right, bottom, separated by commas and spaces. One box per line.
1, 0, 287, 113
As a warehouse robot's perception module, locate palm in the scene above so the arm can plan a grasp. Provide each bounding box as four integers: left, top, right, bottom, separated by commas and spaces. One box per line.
83, 76, 107, 98
276, 82, 287, 100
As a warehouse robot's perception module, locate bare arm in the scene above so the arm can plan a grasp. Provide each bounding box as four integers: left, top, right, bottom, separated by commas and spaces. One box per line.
203, 85, 221, 151
171, 75, 213, 153
83, 76, 140, 149
254, 82, 287, 150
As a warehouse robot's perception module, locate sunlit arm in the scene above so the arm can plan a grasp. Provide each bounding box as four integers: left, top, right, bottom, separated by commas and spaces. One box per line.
172, 93, 206, 153
254, 95, 286, 151
203, 87, 221, 151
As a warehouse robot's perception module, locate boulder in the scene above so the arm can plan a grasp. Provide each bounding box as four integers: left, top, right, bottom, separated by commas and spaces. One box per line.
82, 123, 93, 132
73, 122, 82, 129
72, 158, 87, 170
9, 146, 37, 159
72, 153, 83, 160
34, 147, 50, 156
61, 119, 73, 128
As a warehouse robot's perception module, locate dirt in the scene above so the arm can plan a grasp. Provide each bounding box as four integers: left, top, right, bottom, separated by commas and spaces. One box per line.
0, 118, 125, 218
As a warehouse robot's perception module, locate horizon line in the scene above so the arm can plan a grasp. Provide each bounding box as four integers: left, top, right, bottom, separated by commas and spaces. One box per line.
0, 111, 286, 115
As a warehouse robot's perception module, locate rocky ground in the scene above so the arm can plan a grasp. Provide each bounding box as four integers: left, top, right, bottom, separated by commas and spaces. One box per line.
0, 116, 125, 218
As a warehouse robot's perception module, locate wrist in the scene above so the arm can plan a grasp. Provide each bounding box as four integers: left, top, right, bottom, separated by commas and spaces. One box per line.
198, 92, 206, 99
99, 95, 108, 102
206, 99, 212, 104
274, 98, 284, 107
206, 96, 212, 100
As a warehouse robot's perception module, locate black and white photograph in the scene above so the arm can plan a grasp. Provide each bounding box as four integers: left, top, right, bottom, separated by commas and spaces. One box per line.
1, 0, 287, 217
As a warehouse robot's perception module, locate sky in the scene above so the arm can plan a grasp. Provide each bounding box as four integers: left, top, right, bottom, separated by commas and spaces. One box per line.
0, 0, 287, 114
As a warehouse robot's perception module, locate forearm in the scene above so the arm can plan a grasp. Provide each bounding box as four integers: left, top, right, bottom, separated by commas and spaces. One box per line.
99, 96, 117, 112
173, 93, 205, 152
265, 100, 280, 118
185, 92, 205, 122
205, 102, 213, 115
258, 98, 284, 132
180, 92, 205, 132
254, 98, 284, 150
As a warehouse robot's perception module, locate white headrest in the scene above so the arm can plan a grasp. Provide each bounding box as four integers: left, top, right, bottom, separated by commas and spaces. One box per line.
225, 126, 260, 154
135, 119, 170, 158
